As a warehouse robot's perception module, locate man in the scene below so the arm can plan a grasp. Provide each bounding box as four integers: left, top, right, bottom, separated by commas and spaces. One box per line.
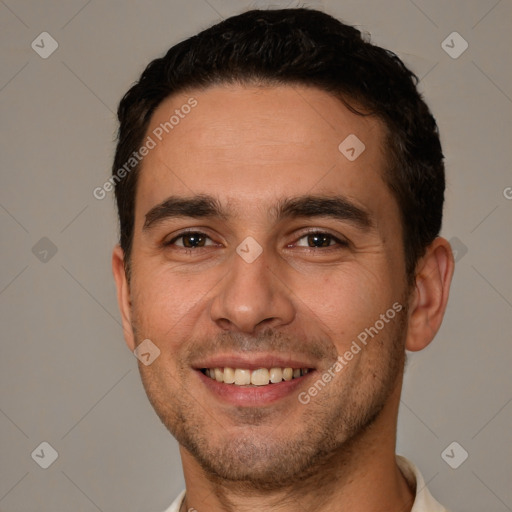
111, 8, 454, 512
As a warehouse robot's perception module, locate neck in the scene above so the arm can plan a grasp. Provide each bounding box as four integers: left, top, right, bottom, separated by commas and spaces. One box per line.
179, 383, 414, 512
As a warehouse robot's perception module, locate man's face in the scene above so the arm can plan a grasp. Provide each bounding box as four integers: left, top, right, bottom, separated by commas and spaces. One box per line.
122, 85, 411, 485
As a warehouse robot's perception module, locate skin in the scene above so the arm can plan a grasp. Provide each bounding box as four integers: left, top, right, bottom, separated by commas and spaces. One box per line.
112, 84, 454, 512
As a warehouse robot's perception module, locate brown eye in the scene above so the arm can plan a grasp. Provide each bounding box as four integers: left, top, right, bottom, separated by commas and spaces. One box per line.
166, 232, 213, 248
295, 232, 347, 248
307, 233, 333, 247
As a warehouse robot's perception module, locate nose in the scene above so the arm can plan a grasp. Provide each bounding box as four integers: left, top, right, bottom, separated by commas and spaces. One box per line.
209, 247, 295, 334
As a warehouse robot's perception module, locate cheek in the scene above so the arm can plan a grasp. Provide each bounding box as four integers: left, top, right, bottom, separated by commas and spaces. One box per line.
129, 243, 405, 351
293, 266, 399, 348
130, 265, 210, 340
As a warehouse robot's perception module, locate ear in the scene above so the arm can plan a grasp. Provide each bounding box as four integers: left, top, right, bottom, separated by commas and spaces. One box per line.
112, 245, 136, 351
405, 237, 455, 352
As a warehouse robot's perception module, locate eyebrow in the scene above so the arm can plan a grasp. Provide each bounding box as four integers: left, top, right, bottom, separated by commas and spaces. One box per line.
143, 193, 373, 231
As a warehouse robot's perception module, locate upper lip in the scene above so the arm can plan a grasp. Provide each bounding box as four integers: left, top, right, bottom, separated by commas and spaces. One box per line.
192, 353, 317, 371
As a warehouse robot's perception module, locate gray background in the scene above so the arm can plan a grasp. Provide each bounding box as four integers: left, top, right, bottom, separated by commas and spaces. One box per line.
1, 0, 511, 511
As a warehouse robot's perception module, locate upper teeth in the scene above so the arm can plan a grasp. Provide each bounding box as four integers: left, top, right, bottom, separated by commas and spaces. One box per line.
203, 367, 310, 386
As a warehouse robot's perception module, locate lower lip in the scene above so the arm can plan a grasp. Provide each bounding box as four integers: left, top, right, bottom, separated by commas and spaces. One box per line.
196, 370, 315, 406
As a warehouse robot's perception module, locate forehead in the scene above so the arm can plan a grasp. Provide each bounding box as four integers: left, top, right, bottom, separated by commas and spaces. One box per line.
136, 84, 393, 221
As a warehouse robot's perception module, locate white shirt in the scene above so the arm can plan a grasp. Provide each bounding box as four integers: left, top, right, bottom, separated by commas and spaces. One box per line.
162, 455, 449, 512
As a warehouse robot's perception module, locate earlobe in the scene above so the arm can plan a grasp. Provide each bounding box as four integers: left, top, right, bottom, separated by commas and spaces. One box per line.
112, 245, 136, 351
405, 237, 455, 352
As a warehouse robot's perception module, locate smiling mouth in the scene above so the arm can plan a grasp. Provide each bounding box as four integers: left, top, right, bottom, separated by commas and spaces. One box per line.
200, 367, 312, 386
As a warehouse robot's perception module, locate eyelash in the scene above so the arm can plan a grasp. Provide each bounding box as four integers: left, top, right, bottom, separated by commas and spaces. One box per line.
163, 230, 349, 252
